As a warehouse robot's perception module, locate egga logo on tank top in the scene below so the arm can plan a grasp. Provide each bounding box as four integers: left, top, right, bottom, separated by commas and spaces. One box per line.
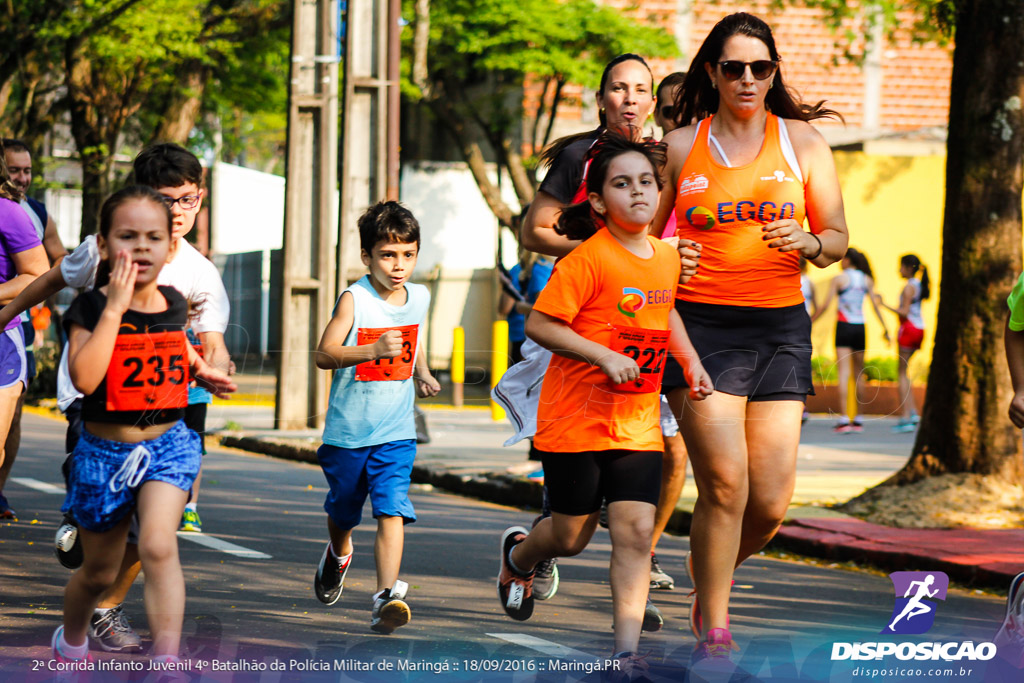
684, 201, 796, 230
617, 287, 673, 318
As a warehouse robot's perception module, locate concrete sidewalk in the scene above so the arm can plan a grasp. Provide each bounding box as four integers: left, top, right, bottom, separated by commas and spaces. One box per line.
212, 396, 1024, 589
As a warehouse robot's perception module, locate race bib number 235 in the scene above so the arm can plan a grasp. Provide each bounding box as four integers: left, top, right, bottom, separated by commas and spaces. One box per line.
106, 331, 189, 411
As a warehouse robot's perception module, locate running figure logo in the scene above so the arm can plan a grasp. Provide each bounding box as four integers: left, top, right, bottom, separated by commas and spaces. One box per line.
882, 571, 948, 635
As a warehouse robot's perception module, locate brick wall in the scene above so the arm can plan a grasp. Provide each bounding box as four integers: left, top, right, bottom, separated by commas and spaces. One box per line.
525, 1, 952, 142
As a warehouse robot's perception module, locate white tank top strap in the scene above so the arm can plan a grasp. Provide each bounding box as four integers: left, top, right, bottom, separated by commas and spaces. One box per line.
776, 118, 804, 184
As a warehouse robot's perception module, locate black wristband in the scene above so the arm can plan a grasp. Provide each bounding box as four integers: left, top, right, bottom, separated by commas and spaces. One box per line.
806, 233, 823, 260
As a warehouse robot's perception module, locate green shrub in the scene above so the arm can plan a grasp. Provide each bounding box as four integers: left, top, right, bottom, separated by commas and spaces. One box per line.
813, 356, 900, 384
863, 357, 899, 383
812, 356, 837, 384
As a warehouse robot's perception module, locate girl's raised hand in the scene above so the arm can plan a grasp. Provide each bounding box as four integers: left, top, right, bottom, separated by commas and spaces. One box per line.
106, 249, 138, 315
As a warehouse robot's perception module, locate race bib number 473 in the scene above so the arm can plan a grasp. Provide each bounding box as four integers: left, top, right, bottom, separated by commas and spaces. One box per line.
608, 326, 670, 393
355, 325, 418, 381
106, 331, 189, 411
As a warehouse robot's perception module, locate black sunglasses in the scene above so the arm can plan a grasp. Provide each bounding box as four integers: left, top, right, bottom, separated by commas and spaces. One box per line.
717, 60, 777, 81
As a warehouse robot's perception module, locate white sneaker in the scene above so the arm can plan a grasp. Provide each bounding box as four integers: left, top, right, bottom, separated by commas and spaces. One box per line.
371, 580, 411, 634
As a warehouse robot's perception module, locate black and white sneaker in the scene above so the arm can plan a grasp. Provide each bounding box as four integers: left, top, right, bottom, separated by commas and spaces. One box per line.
314, 542, 350, 605
649, 553, 674, 590
497, 526, 534, 621
371, 580, 411, 634
55, 516, 83, 570
642, 598, 664, 632
89, 604, 143, 653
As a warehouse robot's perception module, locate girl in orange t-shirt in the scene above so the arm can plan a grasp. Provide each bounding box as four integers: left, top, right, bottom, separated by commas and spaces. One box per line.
495, 130, 712, 668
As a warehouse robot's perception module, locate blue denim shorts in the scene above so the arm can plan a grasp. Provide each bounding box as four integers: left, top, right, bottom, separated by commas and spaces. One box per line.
318, 439, 417, 529
62, 420, 201, 532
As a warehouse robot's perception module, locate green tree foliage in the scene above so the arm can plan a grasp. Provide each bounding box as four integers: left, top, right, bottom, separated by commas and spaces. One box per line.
0, 0, 289, 239
402, 0, 678, 228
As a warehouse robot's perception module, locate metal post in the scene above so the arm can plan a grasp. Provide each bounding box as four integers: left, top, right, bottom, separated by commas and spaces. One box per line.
491, 320, 508, 421
451, 326, 465, 408
276, 0, 339, 429
338, 0, 394, 292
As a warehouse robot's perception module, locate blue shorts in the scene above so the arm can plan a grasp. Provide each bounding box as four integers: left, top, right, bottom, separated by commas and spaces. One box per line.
0, 326, 26, 390
318, 439, 417, 529
62, 420, 202, 532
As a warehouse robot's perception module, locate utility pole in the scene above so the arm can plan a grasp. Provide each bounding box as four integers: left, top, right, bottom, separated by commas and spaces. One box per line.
276, 0, 339, 429
337, 0, 400, 286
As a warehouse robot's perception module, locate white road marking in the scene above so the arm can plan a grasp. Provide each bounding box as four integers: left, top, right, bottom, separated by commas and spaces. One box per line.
10, 477, 64, 495
176, 532, 272, 559
486, 633, 598, 662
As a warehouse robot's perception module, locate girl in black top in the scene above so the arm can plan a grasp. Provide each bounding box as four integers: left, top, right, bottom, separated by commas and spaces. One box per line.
53, 186, 234, 667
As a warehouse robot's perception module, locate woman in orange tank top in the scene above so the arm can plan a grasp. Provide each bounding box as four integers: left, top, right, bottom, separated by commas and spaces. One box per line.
650, 12, 851, 665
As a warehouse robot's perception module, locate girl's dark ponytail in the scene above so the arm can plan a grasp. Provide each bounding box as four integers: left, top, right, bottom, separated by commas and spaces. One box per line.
901, 254, 929, 300
555, 201, 601, 241
919, 265, 931, 300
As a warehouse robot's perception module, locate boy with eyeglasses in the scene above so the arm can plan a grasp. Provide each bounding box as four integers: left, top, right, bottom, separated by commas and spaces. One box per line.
0, 142, 231, 653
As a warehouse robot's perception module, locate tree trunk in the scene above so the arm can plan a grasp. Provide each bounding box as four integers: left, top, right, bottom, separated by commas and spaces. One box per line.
150, 62, 208, 144
888, 0, 1024, 485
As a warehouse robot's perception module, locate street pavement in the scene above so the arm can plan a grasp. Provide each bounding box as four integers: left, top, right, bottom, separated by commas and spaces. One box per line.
203, 379, 1024, 590
0, 411, 1018, 683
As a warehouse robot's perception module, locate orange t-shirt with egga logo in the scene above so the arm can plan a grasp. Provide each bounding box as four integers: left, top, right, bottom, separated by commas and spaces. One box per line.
531, 227, 681, 453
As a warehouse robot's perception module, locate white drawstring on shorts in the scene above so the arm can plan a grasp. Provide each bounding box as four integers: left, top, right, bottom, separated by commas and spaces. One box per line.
108, 445, 152, 493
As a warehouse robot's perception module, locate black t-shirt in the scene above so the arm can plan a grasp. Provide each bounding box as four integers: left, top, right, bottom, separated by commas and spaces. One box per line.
63, 285, 189, 426
537, 130, 601, 204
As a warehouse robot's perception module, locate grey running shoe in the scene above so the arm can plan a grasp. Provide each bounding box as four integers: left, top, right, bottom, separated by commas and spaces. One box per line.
642, 597, 664, 632
649, 553, 674, 590
55, 516, 83, 569
314, 542, 350, 605
371, 580, 411, 634
530, 515, 559, 601
533, 558, 560, 601
89, 604, 143, 653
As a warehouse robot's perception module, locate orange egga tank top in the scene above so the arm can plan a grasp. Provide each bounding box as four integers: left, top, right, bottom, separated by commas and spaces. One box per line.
674, 114, 808, 307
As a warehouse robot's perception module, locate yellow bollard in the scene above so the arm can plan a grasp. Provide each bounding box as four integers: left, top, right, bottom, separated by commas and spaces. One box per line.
491, 320, 508, 421
451, 327, 465, 408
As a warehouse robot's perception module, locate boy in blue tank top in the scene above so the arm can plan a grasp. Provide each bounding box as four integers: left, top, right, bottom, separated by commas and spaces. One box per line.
312, 200, 440, 634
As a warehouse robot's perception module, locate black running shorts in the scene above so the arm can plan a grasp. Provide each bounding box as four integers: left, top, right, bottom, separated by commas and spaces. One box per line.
662, 300, 813, 402
538, 449, 661, 516
834, 321, 866, 352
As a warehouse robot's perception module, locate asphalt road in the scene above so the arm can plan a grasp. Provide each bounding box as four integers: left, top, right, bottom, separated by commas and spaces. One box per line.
0, 413, 1016, 683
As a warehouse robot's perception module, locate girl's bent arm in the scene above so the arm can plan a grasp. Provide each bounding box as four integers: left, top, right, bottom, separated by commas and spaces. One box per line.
315, 291, 403, 370
526, 310, 639, 385
0, 264, 68, 330
67, 313, 122, 396
521, 192, 582, 258
668, 310, 713, 400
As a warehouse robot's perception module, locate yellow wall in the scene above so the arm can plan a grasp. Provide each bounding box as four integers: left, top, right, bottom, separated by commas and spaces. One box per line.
807, 151, 946, 383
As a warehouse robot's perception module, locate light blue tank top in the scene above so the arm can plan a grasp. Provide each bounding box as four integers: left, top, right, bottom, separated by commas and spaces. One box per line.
322, 276, 431, 448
